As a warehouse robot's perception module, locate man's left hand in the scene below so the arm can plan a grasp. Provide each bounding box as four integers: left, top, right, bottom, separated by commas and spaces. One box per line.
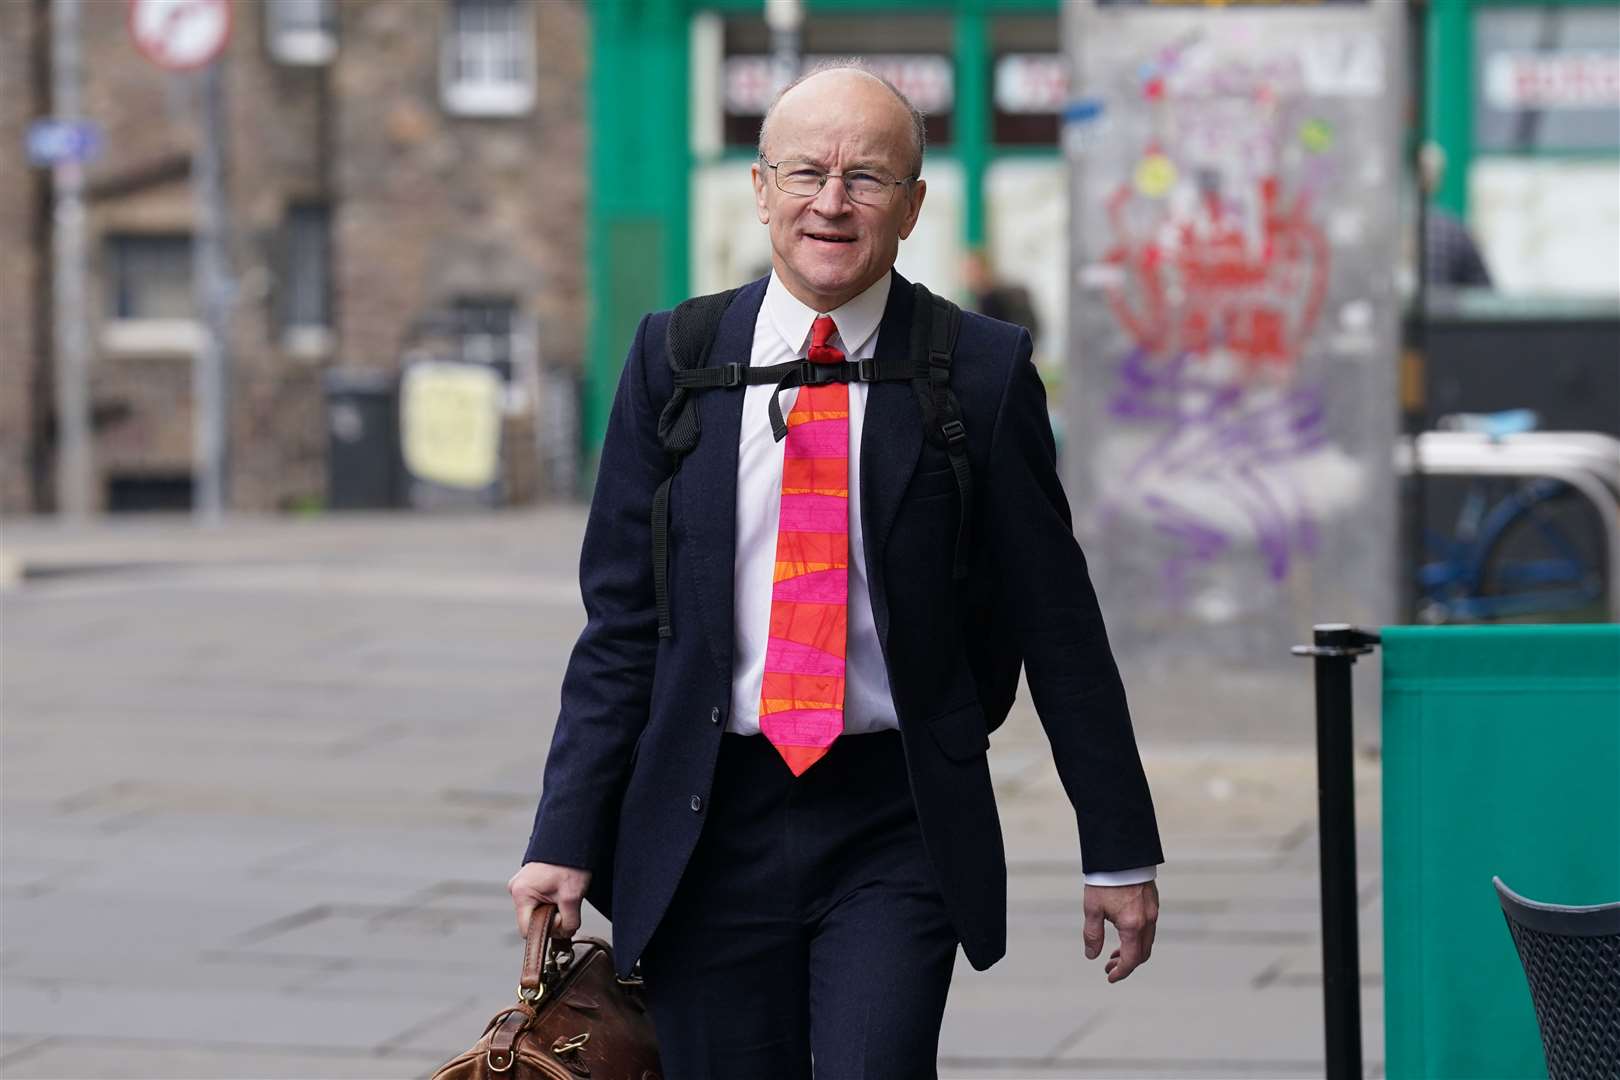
1083, 880, 1159, 983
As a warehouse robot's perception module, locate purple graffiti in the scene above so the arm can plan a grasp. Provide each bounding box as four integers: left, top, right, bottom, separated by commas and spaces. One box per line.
1101, 347, 1326, 609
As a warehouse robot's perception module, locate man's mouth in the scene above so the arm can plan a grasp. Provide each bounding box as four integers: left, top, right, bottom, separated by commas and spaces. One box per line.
805, 232, 856, 245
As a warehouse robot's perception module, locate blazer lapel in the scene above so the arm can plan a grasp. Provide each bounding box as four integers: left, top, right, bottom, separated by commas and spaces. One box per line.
859, 273, 924, 654
683, 276, 769, 685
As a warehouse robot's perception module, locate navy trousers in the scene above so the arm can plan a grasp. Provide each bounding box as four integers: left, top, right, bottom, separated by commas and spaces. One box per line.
638, 729, 960, 1080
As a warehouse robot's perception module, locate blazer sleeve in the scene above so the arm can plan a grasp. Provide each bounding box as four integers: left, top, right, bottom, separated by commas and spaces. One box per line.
522, 313, 664, 871
981, 329, 1165, 874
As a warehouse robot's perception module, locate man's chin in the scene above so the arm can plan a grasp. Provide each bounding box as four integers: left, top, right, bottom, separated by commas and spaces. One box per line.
796, 265, 867, 300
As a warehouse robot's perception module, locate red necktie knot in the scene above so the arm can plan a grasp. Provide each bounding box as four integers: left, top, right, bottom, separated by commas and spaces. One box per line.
807, 315, 843, 365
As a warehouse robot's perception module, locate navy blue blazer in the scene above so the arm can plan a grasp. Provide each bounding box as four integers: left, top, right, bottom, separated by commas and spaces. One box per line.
523, 272, 1163, 976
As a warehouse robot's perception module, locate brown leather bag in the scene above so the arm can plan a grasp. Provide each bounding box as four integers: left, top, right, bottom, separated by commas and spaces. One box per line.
431, 901, 662, 1079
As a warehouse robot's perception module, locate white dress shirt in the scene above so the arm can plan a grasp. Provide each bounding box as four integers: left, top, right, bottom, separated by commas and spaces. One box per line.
725, 271, 1156, 888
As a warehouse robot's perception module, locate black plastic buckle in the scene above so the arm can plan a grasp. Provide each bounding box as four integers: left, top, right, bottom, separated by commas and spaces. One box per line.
799, 361, 842, 386
940, 418, 967, 447
857, 358, 878, 382
721, 362, 742, 388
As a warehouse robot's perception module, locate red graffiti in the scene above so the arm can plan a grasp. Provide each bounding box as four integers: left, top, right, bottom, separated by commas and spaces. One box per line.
1102, 172, 1330, 372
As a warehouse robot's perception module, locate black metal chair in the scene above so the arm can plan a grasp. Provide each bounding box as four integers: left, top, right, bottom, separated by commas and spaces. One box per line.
1494, 876, 1620, 1080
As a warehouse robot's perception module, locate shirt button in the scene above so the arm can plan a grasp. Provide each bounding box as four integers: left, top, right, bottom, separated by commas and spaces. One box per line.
689, 795, 704, 813
710, 706, 721, 725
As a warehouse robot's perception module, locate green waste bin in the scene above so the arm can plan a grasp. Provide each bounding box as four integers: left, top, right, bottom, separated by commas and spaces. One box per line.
1382, 625, 1620, 1080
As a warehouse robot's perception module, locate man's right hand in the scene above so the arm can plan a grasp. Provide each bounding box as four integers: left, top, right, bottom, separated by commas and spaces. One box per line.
507, 861, 593, 939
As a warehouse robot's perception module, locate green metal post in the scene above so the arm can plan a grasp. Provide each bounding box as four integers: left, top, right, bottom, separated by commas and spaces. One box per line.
955, 3, 991, 249
585, 0, 690, 474
1427, 0, 1472, 217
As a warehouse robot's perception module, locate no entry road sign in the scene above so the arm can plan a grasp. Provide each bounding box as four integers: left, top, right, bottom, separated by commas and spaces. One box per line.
128, 0, 232, 72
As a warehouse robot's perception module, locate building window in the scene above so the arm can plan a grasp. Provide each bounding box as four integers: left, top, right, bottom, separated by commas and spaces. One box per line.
441, 0, 536, 117
265, 0, 337, 66
108, 234, 191, 320
281, 204, 332, 355
453, 298, 516, 383
103, 234, 203, 355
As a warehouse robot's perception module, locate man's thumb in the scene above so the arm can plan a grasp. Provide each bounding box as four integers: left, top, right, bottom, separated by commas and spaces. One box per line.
517, 901, 536, 938
1083, 909, 1105, 960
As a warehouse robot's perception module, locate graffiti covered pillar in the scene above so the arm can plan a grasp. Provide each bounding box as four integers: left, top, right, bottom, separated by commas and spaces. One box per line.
1065, 0, 1403, 738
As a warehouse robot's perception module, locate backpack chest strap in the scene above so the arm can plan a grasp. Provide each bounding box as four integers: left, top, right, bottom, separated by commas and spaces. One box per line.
673, 354, 922, 441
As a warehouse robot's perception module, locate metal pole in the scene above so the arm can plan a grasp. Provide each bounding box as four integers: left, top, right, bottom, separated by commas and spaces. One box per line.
192, 55, 234, 522
49, 0, 93, 518
1292, 623, 1380, 1080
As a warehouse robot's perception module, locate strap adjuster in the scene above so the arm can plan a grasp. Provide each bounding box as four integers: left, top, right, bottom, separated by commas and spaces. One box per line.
857, 357, 877, 382
940, 418, 967, 447
722, 362, 742, 388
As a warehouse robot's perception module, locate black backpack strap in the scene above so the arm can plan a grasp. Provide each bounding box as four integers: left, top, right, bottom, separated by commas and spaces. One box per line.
908, 282, 972, 581
652, 288, 737, 638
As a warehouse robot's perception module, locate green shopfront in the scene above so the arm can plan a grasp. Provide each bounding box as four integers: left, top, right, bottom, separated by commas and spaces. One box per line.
582, 0, 1619, 464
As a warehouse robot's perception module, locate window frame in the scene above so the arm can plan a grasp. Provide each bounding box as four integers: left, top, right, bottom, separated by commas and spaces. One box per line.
440, 0, 538, 118
102, 233, 203, 357
265, 0, 338, 67
279, 202, 334, 359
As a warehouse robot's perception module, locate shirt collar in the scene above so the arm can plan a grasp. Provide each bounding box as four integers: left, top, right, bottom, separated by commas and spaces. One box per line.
763, 270, 892, 358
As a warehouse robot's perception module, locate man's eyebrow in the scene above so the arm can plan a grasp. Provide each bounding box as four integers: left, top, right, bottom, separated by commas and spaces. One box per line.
775, 155, 897, 173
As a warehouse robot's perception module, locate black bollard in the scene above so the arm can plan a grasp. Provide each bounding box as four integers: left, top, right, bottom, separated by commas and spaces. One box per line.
1291, 623, 1380, 1080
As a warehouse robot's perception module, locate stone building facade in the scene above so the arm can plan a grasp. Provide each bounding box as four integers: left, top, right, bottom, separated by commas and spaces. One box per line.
1, 0, 585, 514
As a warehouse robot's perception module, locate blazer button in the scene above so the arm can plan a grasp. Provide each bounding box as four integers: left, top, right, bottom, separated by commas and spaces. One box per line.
710, 706, 721, 725
689, 795, 704, 813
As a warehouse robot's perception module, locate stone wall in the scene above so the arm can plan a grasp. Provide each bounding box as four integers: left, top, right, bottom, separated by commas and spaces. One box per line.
2, 0, 586, 513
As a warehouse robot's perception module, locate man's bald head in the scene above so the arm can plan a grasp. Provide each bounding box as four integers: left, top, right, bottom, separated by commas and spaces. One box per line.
757, 62, 926, 178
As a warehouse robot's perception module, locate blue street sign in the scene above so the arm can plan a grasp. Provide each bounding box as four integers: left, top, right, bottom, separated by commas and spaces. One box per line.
26, 120, 103, 166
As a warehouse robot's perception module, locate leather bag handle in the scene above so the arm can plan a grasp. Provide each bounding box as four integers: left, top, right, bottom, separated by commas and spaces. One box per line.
518, 899, 575, 1004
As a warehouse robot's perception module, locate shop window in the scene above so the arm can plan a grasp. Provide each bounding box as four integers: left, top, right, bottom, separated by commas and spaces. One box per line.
992, 15, 1063, 147
719, 14, 955, 152
1475, 5, 1620, 154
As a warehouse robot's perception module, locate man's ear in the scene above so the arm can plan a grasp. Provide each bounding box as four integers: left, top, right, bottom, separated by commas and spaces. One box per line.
897, 178, 927, 241
751, 162, 771, 225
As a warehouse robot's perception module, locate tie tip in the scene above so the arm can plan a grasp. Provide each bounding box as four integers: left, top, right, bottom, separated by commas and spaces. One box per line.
776, 743, 829, 776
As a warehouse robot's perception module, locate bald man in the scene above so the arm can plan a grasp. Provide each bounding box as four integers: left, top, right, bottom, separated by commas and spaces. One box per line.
510, 64, 1163, 1079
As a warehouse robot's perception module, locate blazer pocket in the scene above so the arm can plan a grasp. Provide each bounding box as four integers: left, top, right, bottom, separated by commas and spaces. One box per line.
927, 701, 990, 761
907, 466, 958, 500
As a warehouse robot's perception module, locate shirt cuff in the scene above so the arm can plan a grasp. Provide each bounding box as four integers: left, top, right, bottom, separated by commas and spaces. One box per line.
1083, 864, 1159, 887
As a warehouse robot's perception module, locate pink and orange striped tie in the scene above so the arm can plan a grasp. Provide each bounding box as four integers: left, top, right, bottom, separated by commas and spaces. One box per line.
759, 315, 849, 776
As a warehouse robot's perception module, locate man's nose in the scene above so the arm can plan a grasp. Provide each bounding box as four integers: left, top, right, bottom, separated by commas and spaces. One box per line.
808, 174, 854, 216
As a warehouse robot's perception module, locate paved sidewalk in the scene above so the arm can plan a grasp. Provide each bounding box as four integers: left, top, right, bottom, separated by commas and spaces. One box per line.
1, 512, 1382, 1078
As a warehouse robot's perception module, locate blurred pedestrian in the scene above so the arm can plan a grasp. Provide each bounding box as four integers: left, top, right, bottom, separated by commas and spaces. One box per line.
964, 246, 1043, 344
510, 62, 1162, 1080
1421, 142, 1494, 288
